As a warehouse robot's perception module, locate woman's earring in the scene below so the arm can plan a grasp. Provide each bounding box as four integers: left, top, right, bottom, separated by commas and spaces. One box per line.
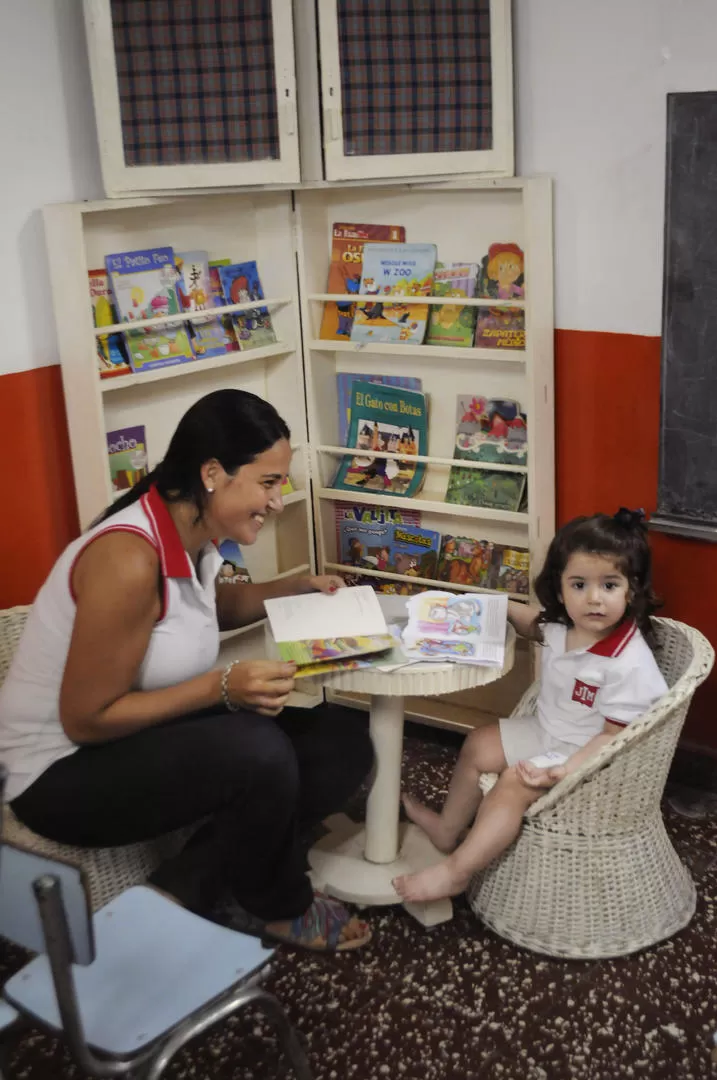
206, 487, 214, 494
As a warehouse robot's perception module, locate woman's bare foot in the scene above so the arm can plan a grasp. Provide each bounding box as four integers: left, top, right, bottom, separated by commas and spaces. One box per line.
402, 793, 459, 853
393, 859, 472, 903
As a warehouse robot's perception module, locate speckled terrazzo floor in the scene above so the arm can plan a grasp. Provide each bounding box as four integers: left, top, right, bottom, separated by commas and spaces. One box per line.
1, 724, 716, 1080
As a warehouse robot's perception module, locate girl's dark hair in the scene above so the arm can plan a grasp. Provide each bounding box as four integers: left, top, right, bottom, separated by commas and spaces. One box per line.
98, 389, 290, 524
533, 509, 661, 647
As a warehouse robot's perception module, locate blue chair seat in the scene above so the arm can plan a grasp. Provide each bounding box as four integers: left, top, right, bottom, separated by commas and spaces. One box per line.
4, 886, 273, 1055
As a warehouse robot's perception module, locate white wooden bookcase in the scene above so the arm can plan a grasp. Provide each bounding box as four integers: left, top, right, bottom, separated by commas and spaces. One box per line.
43, 177, 553, 732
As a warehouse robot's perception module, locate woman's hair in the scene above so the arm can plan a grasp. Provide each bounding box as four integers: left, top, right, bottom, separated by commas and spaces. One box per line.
98, 389, 290, 524
533, 509, 661, 647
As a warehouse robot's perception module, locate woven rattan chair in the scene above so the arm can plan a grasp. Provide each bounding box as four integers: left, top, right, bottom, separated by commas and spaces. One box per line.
468, 617, 714, 959
0, 605, 188, 910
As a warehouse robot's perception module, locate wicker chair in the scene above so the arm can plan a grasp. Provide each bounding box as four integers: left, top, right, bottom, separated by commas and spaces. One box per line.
468, 617, 714, 959
0, 605, 188, 910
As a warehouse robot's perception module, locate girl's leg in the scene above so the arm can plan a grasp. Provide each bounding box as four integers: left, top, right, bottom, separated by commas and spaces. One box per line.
403, 723, 508, 852
394, 767, 543, 902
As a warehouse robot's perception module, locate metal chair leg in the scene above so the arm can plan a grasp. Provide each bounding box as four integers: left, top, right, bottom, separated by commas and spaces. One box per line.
144, 983, 312, 1080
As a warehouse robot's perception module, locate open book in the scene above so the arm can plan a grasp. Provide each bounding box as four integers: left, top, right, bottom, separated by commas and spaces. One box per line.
263, 586, 395, 678
402, 590, 508, 668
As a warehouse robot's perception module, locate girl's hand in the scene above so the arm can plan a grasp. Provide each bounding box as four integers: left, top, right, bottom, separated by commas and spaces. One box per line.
224, 660, 296, 717
516, 760, 567, 789
306, 575, 346, 595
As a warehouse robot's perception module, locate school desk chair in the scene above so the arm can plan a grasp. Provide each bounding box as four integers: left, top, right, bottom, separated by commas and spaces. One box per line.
469, 617, 714, 959
0, 823, 312, 1079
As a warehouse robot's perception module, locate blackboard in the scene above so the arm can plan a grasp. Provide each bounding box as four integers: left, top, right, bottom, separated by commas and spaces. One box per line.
652, 91, 717, 541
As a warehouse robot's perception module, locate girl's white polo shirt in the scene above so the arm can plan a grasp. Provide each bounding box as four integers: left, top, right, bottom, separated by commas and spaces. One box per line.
536, 619, 669, 748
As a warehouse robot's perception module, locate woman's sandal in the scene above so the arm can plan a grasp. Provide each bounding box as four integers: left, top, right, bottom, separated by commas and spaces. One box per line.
262, 893, 372, 953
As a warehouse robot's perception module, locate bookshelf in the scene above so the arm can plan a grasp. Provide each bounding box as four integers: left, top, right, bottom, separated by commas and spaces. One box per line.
44, 177, 553, 733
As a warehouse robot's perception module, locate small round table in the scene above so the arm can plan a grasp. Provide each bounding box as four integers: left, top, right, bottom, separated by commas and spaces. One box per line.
307, 625, 516, 927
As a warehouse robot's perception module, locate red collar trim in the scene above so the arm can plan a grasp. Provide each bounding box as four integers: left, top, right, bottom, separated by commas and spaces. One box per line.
141, 486, 192, 579
588, 618, 637, 658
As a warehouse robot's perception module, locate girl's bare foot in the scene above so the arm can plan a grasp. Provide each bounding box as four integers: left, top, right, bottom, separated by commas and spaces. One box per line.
402, 793, 459, 853
393, 860, 472, 903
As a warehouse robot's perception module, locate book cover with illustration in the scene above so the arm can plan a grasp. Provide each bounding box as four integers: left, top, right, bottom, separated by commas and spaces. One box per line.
208, 259, 239, 351
339, 519, 394, 571
320, 222, 406, 340
437, 535, 496, 588
445, 465, 526, 512
332, 380, 427, 498
123, 323, 195, 373
475, 242, 525, 350
337, 373, 422, 445
218, 260, 276, 350
451, 394, 527, 467
217, 539, 252, 585
425, 262, 479, 347
351, 243, 437, 345
88, 268, 130, 378
176, 250, 232, 359
390, 524, 441, 580
487, 544, 530, 595
105, 247, 181, 323
106, 425, 148, 493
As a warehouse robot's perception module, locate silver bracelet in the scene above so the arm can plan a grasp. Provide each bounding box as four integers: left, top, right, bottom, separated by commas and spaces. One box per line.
221, 661, 241, 713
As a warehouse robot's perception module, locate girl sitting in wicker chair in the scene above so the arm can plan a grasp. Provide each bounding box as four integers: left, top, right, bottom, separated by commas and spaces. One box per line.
394, 509, 668, 904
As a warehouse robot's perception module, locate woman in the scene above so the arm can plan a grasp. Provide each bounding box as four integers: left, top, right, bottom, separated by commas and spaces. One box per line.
0, 390, 373, 951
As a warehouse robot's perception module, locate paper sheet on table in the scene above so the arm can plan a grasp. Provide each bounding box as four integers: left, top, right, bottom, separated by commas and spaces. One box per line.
264, 585, 387, 642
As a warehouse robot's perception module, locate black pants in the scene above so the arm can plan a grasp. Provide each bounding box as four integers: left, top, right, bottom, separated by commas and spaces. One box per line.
11, 704, 373, 922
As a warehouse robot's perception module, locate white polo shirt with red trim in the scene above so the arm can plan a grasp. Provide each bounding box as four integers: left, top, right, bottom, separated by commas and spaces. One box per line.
535, 619, 668, 749
0, 487, 223, 801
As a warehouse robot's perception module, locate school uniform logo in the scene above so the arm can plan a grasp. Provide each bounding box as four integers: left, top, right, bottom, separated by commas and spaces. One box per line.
572, 679, 598, 707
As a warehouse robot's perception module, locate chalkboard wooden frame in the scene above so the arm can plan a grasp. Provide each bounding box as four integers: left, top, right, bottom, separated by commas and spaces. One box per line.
651, 91, 717, 542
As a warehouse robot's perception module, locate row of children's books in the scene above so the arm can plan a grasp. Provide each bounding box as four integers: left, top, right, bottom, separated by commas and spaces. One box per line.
335, 502, 530, 596
90, 248, 276, 378
320, 223, 525, 350
331, 377, 528, 513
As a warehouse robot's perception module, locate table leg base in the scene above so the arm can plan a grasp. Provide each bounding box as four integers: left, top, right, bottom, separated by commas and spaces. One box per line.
308, 814, 453, 927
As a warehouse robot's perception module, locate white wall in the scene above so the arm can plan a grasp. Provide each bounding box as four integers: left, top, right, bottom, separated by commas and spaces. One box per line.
0, 0, 102, 377
515, 0, 717, 336
2, 0, 716, 377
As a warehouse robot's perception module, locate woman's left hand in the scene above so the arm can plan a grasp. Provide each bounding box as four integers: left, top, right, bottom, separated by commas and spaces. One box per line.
305, 575, 346, 595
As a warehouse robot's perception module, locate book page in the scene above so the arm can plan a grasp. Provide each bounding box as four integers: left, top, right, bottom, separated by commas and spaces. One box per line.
264, 585, 387, 643
402, 591, 508, 667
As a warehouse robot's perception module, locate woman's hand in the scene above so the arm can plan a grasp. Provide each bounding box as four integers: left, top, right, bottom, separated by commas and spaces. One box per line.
515, 760, 567, 789
224, 660, 297, 717
305, 575, 346, 595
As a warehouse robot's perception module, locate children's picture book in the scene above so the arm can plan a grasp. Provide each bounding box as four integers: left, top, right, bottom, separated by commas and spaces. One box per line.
106, 425, 148, 493
474, 307, 526, 350
217, 539, 252, 584
451, 394, 528, 466
390, 524, 441, 580
218, 261, 277, 350
445, 465, 526, 513
123, 323, 196, 374
425, 262, 479, 347
320, 222, 406, 340
332, 380, 427, 498
437, 535, 496, 588
351, 242, 437, 345
208, 259, 239, 352
337, 373, 422, 445
264, 585, 394, 677
402, 590, 509, 668
478, 243, 525, 301
176, 250, 234, 359
487, 544, 530, 595
339, 519, 394, 570
88, 268, 130, 378
105, 247, 180, 323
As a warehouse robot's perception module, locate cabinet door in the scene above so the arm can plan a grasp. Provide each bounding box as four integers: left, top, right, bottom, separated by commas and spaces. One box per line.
317, 0, 513, 181
84, 0, 300, 196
